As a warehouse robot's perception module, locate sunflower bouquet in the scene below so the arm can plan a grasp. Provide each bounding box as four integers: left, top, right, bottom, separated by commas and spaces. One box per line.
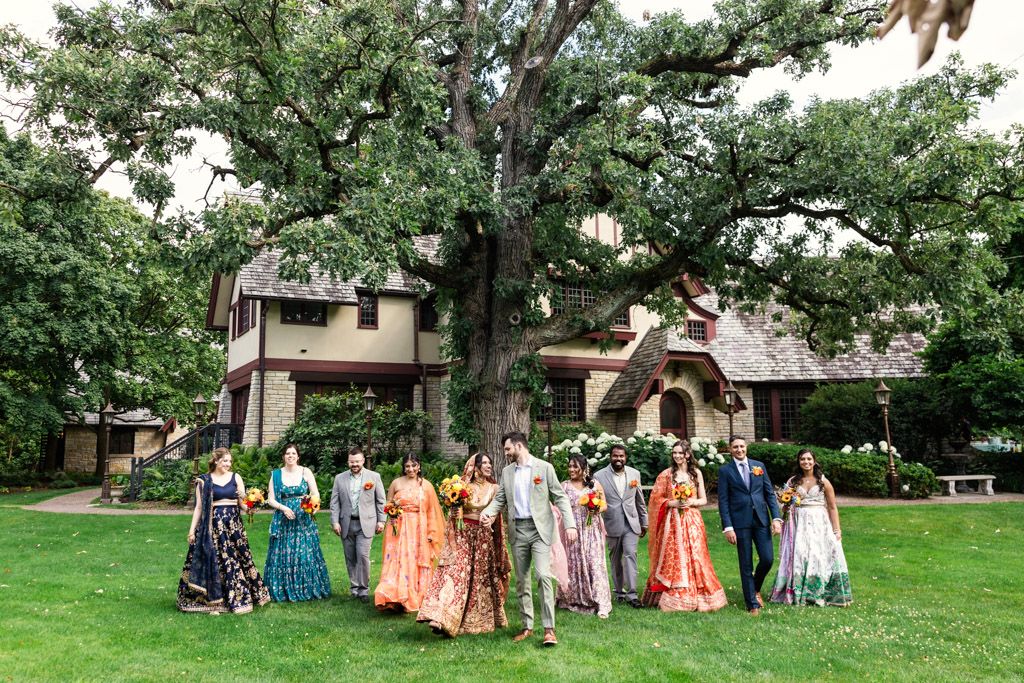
243, 487, 266, 524
776, 486, 802, 521
577, 490, 608, 526
438, 477, 470, 530
299, 494, 320, 519
383, 501, 403, 536
672, 482, 695, 501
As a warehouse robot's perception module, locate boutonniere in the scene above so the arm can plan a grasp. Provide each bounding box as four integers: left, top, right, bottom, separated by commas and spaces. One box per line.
363, 482, 374, 490
751, 466, 764, 476
533, 476, 543, 485
629, 479, 639, 488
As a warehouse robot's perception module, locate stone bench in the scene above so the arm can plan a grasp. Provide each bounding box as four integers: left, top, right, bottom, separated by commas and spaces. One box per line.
936, 474, 995, 497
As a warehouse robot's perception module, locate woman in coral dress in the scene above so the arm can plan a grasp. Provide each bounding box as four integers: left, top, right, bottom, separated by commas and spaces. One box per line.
374, 452, 445, 612
770, 449, 852, 607
555, 454, 613, 618
642, 440, 728, 612
417, 453, 513, 637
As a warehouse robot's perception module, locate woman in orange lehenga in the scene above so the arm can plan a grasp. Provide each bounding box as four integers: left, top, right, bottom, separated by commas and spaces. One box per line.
416, 453, 512, 637
642, 440, 728, 612
375, 452, 445, 612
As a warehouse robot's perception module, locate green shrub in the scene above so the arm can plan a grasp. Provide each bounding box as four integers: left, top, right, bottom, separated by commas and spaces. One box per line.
745, 443, 936, 498
49, 477, 77, 489
277, 387, 433, 473
137, 459, 194, 504
795, 378, 955, 463
966, 451, 1024, 493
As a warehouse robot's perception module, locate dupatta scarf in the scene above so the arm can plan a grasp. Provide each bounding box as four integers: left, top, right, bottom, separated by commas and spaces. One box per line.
418, 479, 447, 568
187, 474, 224, 604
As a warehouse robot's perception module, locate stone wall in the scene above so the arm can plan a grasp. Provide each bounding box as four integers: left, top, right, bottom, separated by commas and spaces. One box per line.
242, 370, 296, 446
63, 425, 169, 474
424, 375, 464, 457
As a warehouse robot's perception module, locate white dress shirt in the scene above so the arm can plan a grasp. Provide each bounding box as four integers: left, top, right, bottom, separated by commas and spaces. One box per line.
513, 456, 533, 519
348, 470, 364, 514
613, 469, 627, 498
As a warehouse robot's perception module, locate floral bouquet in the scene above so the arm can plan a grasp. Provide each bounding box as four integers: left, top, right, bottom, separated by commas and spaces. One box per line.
672, 482, 695, 501
577, 490, 608, 526
438, 477, 470, 530
243, 487, 266, 524
383, 501, 403, 536
299, 494, 320, 519
775, 486, 802, 521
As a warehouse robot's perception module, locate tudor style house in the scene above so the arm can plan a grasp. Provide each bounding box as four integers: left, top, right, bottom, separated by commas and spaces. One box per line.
205, 215, 925, 455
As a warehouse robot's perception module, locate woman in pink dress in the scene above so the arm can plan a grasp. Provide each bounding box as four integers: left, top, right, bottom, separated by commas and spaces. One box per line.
374, 452, 445, 612
642, 440, 727, 612
555, 454, 613, 618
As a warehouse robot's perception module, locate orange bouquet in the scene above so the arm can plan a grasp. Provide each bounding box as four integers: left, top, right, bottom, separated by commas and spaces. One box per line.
383, 501, 403, 536
438, 477, 470, 530
243, 487, 266, 524
299, 494, 320, 519
577, 490, 607, 526
673, 482, 694, 501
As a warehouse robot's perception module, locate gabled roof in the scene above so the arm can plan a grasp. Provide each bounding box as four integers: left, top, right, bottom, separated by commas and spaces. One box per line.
694, 292, 926, 383
600, 327, 725, 411
71, 408, 168, 428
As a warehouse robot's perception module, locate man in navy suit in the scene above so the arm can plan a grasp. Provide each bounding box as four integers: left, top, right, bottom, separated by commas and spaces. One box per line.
718, 435, 782, 614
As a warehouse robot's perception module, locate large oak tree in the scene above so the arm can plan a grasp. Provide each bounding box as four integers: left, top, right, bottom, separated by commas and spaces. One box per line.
3, 0, 1022, 463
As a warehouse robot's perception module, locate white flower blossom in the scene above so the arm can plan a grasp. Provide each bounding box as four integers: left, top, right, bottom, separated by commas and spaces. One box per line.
569, 446, 582, 455
841, 445, 853, 454
879, 440, 888, 450
587, 458, 598, 466
561, 439, 573, 448
577, 433, 589, 442
572, 440, 582, 448
587, 438, 596, 447
762, 438, 769, 442
863, 443, 874, 452
901, 484, 910, 492
857, 447, 866, 453
716, 454, 726, 464
633, 430, 644, 438
627, 437, 637, 445
697, 458, 707, 467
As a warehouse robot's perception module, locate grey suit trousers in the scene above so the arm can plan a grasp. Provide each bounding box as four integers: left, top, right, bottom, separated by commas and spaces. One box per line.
607, 531, 640, 601
342, 524, 372, 597
512, 518, 555, 630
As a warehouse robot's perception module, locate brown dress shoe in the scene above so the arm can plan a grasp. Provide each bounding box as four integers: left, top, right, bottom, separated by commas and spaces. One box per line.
755, 592, 765, 607
512, 628, 533, 642
748, 608, 760, 615
543, 629, 558, 646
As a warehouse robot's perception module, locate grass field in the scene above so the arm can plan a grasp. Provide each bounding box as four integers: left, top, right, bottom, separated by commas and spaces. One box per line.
0, 487, 91, 506
1, 503, 1021, 682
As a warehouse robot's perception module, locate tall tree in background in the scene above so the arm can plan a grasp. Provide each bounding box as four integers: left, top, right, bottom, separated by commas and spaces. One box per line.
2, 0, 1022, 464
0, 128, 224, 473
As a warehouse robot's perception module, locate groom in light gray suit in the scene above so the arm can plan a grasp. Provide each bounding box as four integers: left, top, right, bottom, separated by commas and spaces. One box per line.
482, 431, 577, 646
329, 446, 385, 603
593, 444, 648, 609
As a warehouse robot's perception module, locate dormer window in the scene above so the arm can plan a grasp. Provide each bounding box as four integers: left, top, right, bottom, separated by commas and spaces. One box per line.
686, 320, 707, 342
281, 301, 327, 326
359, 294, 378, 328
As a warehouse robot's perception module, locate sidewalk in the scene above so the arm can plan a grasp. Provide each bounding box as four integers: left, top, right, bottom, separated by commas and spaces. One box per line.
21, 487, 1024, 515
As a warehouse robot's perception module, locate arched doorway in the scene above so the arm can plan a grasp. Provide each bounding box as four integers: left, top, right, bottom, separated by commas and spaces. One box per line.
660, 393, 687, 439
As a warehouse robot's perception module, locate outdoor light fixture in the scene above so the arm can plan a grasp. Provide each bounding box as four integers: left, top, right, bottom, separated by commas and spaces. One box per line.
724, 380, 738, 436
100, 401, 116, 504
364, 386, 378, 461
873, 380, 900, 496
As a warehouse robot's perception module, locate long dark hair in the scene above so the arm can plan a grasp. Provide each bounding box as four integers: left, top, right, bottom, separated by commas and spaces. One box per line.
568, 453, 595, 489
470, 452, 495, 484
790, 448, 824, 488
401, 451, 421, 481
671, 440, 699, 483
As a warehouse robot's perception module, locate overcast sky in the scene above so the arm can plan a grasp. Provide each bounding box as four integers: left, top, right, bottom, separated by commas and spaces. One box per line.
3, 0, 1023, 216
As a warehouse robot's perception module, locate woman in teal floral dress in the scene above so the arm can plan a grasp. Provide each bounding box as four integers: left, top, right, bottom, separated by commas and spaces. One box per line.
264, 445, 331, 601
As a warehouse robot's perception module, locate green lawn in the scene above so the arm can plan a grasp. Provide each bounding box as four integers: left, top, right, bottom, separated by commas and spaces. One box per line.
0, 487, 92, 506
1, 504, 1021, 682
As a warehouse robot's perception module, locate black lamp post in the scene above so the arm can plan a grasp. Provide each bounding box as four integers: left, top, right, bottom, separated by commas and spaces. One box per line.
724, 380, 739, 437
874, 380, 901, 497
190, 392, 207, 505
100, 401, 116, 504
543, 381, 553, 461
363, 386, 378, 464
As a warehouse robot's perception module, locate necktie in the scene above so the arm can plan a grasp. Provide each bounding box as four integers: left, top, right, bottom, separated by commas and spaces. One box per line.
740, 461, 750, 489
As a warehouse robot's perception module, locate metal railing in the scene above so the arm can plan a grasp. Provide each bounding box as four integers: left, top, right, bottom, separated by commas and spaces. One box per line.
127, 423, 244, 501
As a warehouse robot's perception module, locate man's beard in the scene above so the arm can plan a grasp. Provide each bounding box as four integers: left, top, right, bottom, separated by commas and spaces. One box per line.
611, 461, 625, 472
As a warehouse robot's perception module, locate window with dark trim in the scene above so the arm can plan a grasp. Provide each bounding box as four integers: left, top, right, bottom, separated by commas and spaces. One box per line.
419, 294, 439, 332
752, 386, 814, 441
686, 320, 707, 342
231, 387, 249, 425
281, 301, 327, 326
358, 295, 378, 328
295, 382, 412, 415
548, 378, 585, 422
236, 298, 256, 337
109, 427, 136, 455
551, 282, 630, 328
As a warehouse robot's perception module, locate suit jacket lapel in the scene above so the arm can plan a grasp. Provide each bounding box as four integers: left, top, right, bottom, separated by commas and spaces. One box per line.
601, 468, 622, 502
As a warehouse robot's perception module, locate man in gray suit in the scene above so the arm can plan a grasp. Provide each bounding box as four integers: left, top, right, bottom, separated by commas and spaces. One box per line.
481, 431, 577, 646
330, 446, 385, 603
593, 444, 648, 608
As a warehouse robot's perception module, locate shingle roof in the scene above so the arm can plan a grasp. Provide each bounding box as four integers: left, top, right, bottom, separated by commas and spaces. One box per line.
599, 327, 696, 411
74, 409, 167, 428
695, 292, 926, 383
238, 234, 442, 302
